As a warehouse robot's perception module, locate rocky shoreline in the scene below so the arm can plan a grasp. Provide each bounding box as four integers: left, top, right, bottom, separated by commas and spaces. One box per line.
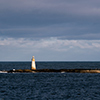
5, 69, 100, 73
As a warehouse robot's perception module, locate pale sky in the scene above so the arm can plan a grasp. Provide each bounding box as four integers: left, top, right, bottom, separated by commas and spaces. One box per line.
0, 0, 100, 61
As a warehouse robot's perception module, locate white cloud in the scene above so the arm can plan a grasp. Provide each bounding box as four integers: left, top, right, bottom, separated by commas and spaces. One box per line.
0, 37, 100, 51
0, 37, 100, 61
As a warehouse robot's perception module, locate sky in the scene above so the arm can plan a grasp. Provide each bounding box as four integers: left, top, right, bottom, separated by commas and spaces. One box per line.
0, 0, 100, 61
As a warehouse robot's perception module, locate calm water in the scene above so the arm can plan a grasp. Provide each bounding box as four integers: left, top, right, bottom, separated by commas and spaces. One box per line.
0, 62, 100, 100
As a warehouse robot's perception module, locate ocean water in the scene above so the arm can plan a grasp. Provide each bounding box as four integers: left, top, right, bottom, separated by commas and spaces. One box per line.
0, 62, 100, 100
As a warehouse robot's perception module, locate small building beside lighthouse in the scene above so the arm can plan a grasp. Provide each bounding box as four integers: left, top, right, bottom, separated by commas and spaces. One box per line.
31, 56, 36, 70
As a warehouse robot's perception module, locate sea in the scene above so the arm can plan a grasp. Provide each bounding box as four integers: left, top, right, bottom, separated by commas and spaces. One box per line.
0, 61, 100, 100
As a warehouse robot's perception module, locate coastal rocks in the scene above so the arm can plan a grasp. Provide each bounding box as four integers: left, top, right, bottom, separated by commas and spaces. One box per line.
7, 69, 100, 73
8, 69, 32, 73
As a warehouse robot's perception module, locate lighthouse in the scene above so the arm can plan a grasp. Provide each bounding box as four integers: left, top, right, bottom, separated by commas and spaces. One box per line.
31, 56, 36, 70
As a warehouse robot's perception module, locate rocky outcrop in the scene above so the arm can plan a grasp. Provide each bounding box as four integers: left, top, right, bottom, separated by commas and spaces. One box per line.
7, 69, 100, 73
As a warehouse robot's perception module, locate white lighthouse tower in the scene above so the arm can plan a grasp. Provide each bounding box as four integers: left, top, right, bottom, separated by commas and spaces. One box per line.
31, 56, 36, 70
